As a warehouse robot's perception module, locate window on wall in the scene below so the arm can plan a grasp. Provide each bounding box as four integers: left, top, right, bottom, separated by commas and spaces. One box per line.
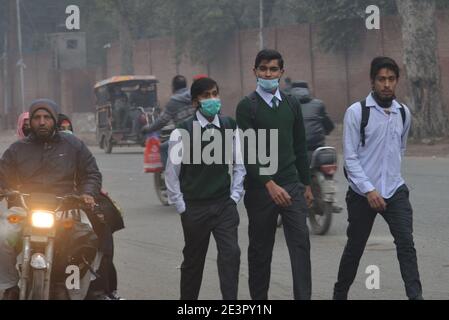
66, 39, 78, 49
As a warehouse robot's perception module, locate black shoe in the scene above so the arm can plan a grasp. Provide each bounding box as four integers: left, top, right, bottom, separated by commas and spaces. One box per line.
410, 295, 424, 300
2, 286, 20, 300
332, 291, 348, 300
108, 291, 125, 300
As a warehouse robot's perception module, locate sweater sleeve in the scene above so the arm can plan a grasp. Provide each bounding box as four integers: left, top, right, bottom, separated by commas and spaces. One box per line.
292, 98, 311, 186
235, 98, 272, 186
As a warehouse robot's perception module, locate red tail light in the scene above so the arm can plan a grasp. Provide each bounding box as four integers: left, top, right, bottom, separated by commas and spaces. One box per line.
320, 164, 337, 176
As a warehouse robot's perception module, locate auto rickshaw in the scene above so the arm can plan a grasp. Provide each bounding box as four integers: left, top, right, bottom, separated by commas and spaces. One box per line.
94, 75, 160, 153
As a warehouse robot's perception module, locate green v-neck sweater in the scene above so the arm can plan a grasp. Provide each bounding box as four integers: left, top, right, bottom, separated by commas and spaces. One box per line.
236, 93, 311, 190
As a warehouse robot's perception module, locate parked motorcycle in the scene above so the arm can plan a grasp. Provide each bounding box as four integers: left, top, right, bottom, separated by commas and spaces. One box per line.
1, 191, 101, 300
277, 146, 341, 235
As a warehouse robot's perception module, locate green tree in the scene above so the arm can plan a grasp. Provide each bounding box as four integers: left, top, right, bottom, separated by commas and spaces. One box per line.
288, 0, 448, 138
396, 0, 448, 138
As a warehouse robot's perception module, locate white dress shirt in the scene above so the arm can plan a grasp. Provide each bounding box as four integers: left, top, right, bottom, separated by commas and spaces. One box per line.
343, 93, 411, 198
256, 85, 283, 108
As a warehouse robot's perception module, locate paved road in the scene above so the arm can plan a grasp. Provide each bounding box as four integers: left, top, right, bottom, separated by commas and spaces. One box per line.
0, 138, 447, 300
93, 146, 448, 300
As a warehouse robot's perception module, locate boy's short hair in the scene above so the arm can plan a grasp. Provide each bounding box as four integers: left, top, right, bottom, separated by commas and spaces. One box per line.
370, 57, 400, 80
190, 77, 219, 102
254, 49, 284, 70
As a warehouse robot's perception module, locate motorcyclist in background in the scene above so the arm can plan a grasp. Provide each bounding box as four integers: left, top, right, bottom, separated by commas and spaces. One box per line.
141, 75, 195, 168
290, 81, 342, 213
290, 81, 335, 165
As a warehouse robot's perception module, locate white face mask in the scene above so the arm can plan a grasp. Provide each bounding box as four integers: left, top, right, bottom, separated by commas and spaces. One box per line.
257, 78, 280, 92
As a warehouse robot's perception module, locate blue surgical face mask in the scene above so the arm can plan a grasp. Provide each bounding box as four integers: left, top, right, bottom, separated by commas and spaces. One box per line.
199, 98, 221, 117
258, 78, 280, 92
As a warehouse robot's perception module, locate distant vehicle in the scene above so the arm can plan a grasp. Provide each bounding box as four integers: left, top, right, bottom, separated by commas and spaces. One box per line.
94, 75, 160, 153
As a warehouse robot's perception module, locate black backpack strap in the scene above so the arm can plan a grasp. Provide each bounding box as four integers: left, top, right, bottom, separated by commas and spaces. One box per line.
246, 92, 258, 128
360, 100, 370, 147
344, 100, 370, 181
281, 92, 300, 122
398, 103, 406, 126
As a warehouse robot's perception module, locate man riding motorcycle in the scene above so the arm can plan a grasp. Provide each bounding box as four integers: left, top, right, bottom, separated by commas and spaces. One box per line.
290, 81, 335, 162
0, 99, 102, 300
141, 75, 195, 168
290, 81, 342, 215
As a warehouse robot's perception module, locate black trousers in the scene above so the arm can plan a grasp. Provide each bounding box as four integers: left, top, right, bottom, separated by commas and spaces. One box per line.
333, 184, 422, 299
244, 183, 311, 300
180, 197, 241, 300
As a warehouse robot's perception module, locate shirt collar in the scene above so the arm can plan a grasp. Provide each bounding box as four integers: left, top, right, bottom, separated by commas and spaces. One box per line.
256, 85, 283, 106
196, 110, 221, 128
365, 92, 400, 113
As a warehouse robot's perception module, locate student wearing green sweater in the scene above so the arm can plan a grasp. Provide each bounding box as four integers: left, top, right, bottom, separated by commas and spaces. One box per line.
236, 49, 314, 300
166, 78, 245, 300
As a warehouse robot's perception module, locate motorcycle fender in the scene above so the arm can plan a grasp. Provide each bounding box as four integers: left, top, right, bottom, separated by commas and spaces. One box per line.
30, 253, 47, 270
316, 172, 336, 202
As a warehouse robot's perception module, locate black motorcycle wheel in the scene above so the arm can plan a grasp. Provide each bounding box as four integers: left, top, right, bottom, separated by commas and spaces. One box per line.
30, 269, 46, 300
154, 171, 169, 206
309, 176, 333, 235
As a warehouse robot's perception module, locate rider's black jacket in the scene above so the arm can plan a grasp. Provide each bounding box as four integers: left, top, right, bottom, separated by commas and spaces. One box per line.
0, 131, 102, 197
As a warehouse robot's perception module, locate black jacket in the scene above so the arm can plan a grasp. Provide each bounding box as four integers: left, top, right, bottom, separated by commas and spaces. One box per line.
0, 132, 102, 197
291, 87, 335, 150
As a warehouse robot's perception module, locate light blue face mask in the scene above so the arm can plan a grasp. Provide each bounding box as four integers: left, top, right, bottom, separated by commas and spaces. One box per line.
199, 98, 222, 117
258, 78, 280, 92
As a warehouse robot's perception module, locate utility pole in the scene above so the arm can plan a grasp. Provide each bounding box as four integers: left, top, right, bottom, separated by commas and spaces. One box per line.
259, 0, 264, 50
16, 0, 25, 113
2, 32, 9, 130
7, 0, 19, 129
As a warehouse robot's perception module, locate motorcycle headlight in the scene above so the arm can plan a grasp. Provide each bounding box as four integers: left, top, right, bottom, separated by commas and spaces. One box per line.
31, 210, 55, 229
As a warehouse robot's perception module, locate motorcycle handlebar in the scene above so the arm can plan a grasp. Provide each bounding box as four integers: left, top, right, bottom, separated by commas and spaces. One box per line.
0, 191, 99, 212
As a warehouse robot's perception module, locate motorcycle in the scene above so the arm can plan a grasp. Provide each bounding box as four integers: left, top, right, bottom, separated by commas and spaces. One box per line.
307, 147, 341, 235
1, 191, 101, 300
277, 146, 341, 235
